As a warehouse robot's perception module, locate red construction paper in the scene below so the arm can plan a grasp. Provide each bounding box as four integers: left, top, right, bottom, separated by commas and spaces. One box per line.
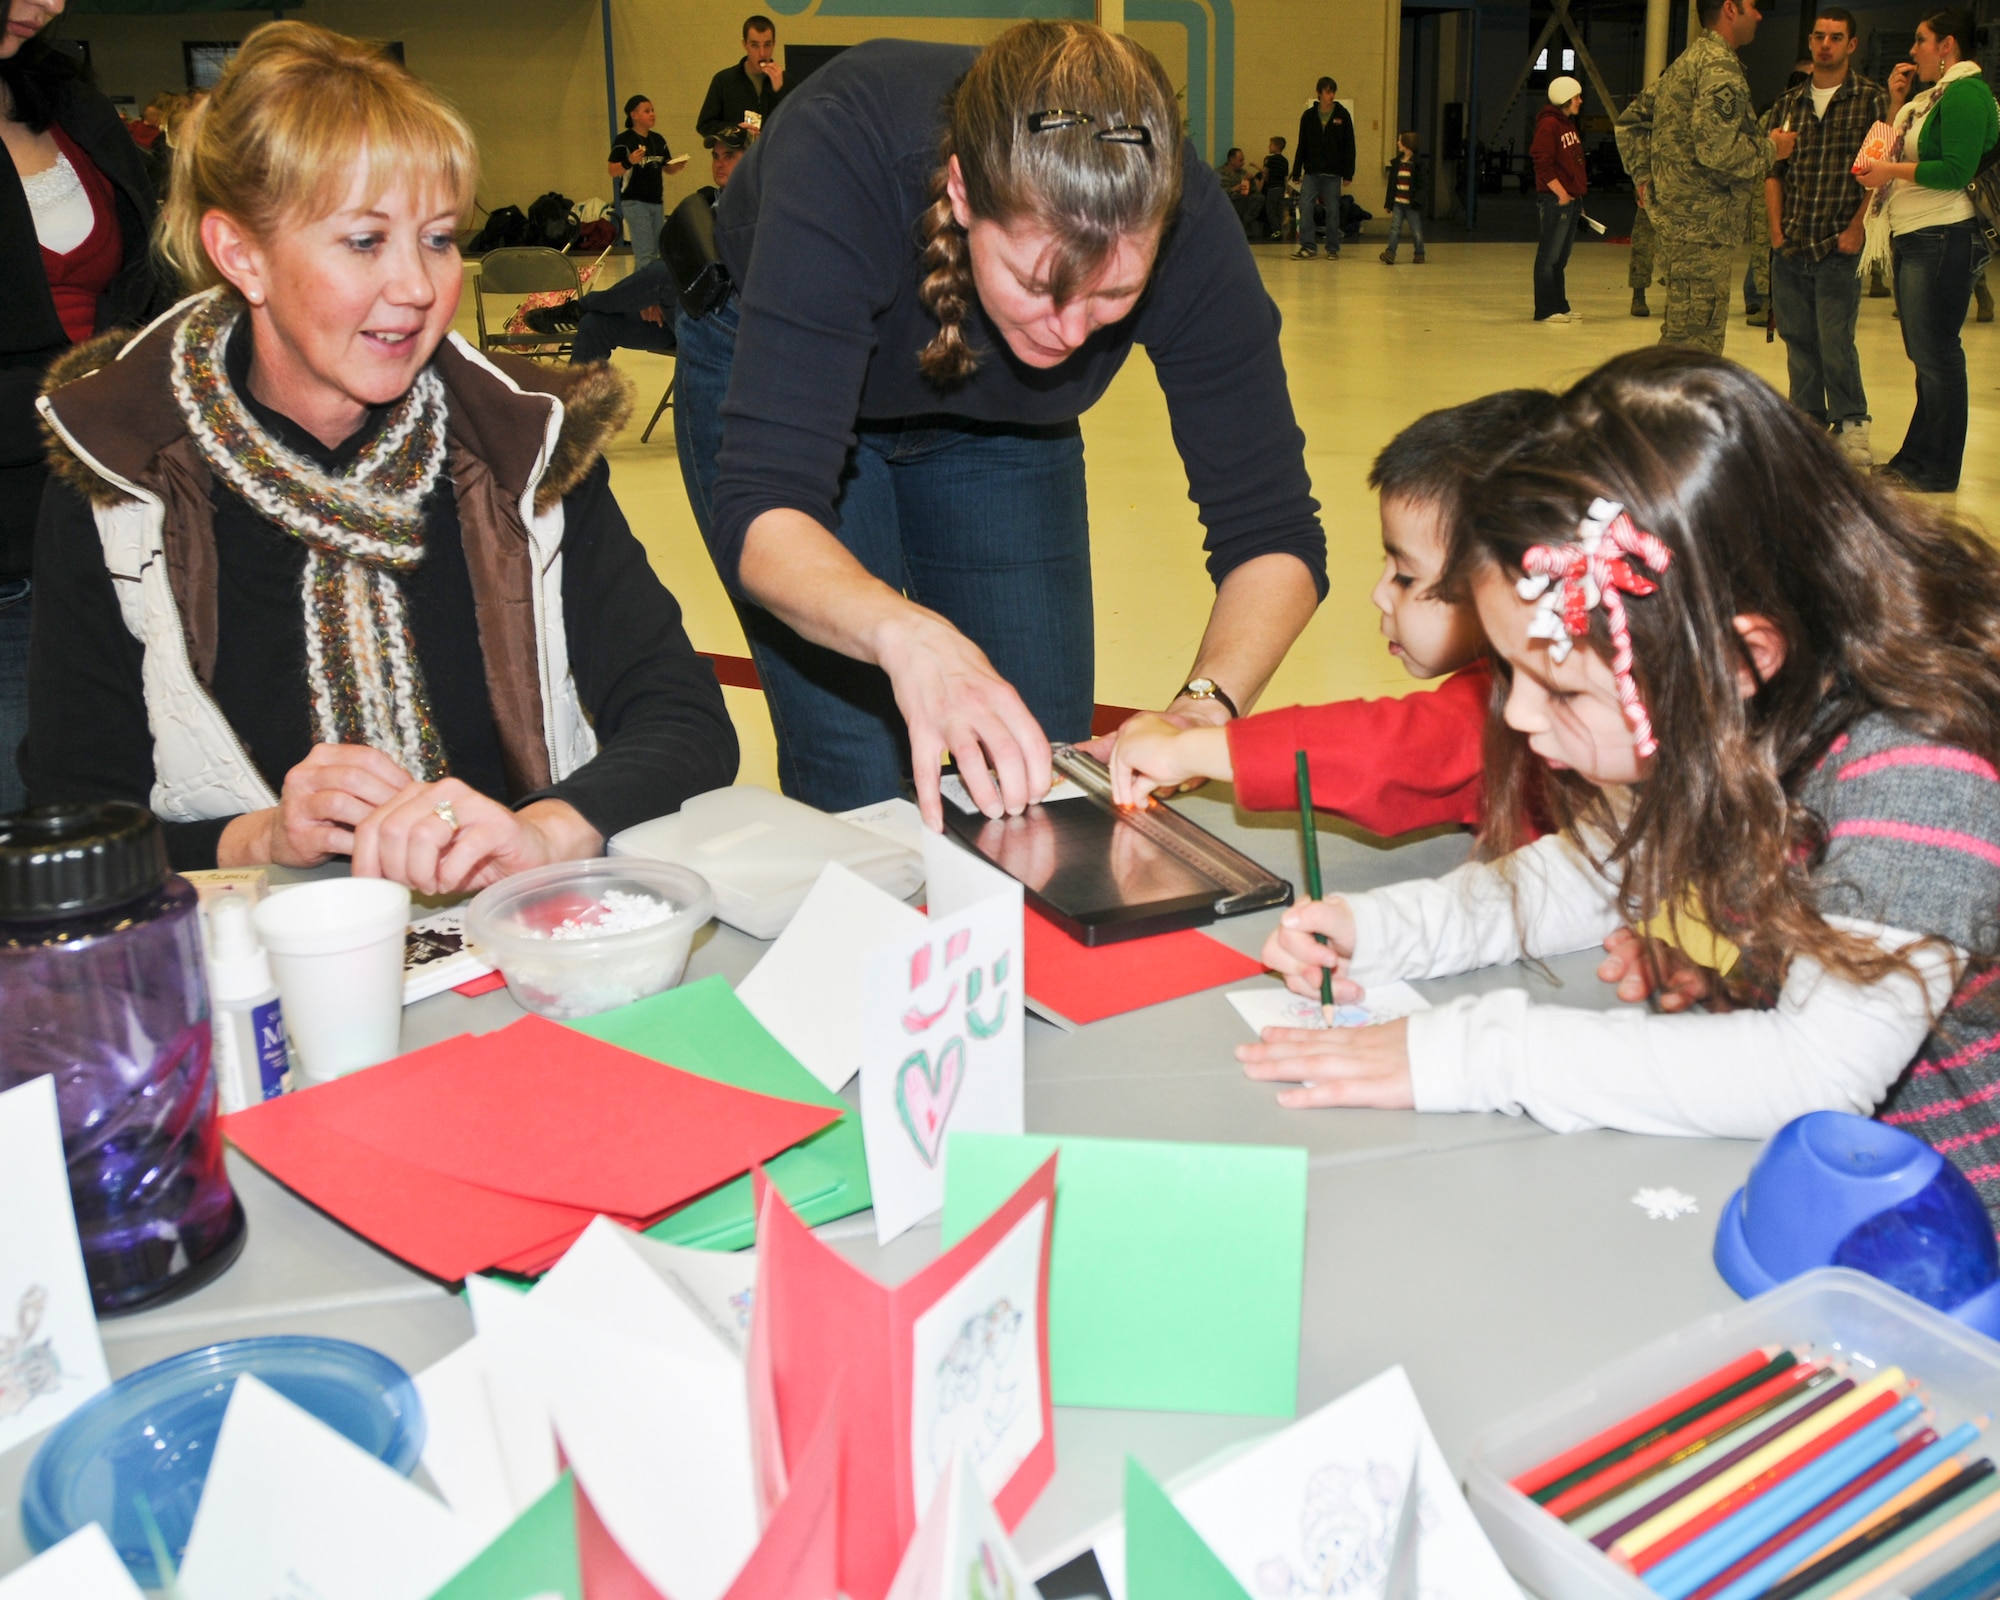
575, 1389, 840, 1600
452, 969, 510, 997
750, 1157, 1057, 1600
223, 1106, 594, 1281
1023, 907, 1265, 1025
303, 1016, 837, 1217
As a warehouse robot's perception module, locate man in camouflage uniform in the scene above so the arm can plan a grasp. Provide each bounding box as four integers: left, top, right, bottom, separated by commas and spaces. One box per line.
1615, 0, 1796, 352
1630, 207, 1657, 316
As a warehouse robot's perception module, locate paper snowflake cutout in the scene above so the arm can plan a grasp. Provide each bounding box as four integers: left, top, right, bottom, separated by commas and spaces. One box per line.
1632, 1187, 1700, 1222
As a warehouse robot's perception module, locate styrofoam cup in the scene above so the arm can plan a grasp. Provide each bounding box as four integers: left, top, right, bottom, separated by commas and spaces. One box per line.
252, 878, 410, 1083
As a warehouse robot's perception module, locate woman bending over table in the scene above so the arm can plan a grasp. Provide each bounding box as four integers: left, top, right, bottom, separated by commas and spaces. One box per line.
678, 21, 1326, 827
25, 22, 737, 892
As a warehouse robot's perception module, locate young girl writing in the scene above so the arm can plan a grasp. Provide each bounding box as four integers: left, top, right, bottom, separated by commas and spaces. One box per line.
1247, 348, 2000, 1217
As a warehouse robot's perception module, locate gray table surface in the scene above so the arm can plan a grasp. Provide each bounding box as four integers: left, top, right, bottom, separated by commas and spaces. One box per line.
0, 787, 1760, 1588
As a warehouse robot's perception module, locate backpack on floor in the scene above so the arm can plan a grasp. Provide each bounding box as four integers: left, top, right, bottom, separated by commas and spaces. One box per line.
467, 204, 528, 254
527, 191, 581, 251
577, 217, 617, 253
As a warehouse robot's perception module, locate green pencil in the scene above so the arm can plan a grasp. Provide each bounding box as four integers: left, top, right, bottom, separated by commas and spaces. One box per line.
1294, 750, 1336, 1018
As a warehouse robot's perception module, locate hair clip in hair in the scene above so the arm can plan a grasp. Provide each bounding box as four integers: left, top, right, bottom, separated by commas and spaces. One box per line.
1515, 497, 1674, 758
1026, 109, 1153, 145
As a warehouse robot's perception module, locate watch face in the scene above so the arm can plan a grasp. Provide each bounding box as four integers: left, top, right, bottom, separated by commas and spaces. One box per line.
1185, 678, 1217, 697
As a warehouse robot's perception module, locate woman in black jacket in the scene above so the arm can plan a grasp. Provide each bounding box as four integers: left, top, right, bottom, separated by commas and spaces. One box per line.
0, 0, 172, 810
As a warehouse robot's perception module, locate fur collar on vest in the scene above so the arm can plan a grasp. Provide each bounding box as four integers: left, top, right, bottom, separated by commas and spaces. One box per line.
41, 300, 635, 516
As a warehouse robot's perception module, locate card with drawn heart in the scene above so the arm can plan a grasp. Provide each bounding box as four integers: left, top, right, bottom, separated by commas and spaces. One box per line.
859, 833, 1024, 1244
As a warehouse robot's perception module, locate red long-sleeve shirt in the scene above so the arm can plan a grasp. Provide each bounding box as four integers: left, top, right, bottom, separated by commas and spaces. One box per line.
1531, 105, 1589, 198
1225, 662, 1492, 834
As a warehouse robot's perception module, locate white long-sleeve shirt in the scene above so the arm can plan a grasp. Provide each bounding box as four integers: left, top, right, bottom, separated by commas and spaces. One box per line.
1343, 831, 1961, 1139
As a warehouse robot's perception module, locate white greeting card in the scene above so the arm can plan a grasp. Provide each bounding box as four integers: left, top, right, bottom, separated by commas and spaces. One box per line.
907, 1198, 1047, 1513
0, 1075, 110, 1458
1225, 982, 1431, 1036
177, 1375, 479, 1600
451, 1225, 760, 1600
860, 834, 1025, 1243
1095, 1366, 1520, 1600
886, 1451, 1040, 1600
735, 862, 929, 1092
0, 1525, 143, 1600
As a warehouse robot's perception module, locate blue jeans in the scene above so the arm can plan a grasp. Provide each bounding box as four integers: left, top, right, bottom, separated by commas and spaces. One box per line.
674, 295, 1095, 811
624, 199, 664, 275
1297, 172, 1342, 251
1770, 250, 1867, 427
1887, 220, 1988, 491
571, 260, 677, 364
0, 579, 28, 814
1385, 202, 1424, 256
1534, 194, 1578, 319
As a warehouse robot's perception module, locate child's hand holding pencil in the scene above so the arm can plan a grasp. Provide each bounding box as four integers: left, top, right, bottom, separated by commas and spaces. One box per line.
1260, 897, 1364, 1005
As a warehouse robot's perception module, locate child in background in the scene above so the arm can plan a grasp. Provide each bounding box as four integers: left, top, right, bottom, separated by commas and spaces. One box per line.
1108, 389, 1556, 833
1247, 348, 2000, 1221
1258, 136, 1293, 241
1379, 131, 1426, 264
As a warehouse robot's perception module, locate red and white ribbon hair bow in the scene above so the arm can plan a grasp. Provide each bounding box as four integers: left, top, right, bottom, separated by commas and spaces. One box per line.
1515, 498, 1674, 758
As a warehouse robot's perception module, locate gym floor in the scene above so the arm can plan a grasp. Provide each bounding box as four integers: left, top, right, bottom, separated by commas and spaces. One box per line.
457, 228, 2000, 792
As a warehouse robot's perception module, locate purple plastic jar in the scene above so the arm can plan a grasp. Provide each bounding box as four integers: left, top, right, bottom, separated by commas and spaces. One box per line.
0, 804, 245, 1314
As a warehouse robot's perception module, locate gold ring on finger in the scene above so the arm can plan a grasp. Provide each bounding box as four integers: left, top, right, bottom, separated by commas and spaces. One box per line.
433, 799, 460, 831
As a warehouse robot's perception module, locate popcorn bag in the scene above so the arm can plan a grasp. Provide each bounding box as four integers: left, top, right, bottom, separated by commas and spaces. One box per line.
1854, 120, 1895, 172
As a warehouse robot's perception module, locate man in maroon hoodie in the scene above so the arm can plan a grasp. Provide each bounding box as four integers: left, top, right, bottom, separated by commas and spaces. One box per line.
1531, 76, 1589, 321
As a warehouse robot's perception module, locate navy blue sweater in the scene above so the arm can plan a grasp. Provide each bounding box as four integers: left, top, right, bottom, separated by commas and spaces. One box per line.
709, 39, 1325, 598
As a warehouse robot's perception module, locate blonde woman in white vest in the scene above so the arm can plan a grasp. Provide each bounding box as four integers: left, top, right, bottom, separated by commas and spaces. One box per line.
25, 22, 737, 892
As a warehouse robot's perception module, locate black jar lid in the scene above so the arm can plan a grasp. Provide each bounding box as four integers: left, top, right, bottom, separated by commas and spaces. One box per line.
0, 803, 170, 919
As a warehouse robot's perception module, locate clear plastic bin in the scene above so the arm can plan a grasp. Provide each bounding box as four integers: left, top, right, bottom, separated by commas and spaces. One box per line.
1464, 1268, 2000, 1600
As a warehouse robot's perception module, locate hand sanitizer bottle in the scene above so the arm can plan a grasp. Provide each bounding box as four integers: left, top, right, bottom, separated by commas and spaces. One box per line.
206, 893, 291, 1113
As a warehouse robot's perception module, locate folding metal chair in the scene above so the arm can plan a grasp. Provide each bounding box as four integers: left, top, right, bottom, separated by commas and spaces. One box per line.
473, 247, 580, 363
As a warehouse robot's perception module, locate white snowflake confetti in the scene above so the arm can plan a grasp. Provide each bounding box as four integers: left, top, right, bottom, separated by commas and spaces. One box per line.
1632, 1186, 1701, 1221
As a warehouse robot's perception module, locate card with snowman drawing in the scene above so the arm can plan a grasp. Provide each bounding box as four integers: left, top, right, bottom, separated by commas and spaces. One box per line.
748, 1158, 1055, 1600
860, 833, 1025, 1243
0, 1075, 110, 1459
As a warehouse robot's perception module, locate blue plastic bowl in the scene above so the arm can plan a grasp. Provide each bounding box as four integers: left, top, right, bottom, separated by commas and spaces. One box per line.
21, 1335, 425, 1588
1715, 1111, 2000, 1340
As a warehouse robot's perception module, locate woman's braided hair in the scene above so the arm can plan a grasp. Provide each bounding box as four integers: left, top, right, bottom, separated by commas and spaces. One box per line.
917, 21, 1184, 386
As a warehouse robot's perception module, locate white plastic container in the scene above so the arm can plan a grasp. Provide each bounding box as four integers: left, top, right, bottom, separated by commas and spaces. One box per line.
465, 858, 714, 1019
1464, 1268, 2000, 1600
204, 893, 290, 1113
252, 878, 410, 1083
609, 785, 921, 939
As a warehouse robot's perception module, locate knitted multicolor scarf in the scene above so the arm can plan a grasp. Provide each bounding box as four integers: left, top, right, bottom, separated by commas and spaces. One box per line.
170, 290, 450, 781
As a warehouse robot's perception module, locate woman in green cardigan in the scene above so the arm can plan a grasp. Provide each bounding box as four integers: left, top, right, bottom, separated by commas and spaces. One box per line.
1855, 8, 2000, 491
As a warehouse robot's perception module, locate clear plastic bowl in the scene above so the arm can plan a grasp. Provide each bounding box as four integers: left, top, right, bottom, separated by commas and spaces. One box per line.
465, 858, 714, 1019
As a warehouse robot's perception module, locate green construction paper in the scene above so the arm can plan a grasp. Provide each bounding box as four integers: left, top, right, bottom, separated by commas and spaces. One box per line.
427, 1470, 580, 1600
566, 975, 870, 1249
941, 1132, 1305, 1416
1125, 1456, 1252, 1600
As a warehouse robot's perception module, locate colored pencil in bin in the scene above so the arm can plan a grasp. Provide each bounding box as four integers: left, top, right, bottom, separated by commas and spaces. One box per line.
1754, 1460, 1998, 1600
1591, 1374, 1853, 1550
1910, 1522, 2000, 1600
1826, 1488, 2000, 1600
1684, 1433, 1938, 1600
1701, 1424, 1990, 1600
1546, 1360, 1825, 1519
1643, 1396, 1928, 1597
1613, 1371, 1908, 1565
1512, 1347, 1784, 1497
1579, 1376, 1849, 1543
1293, 751, 1335, 1018
1533, 1350, 1804, 1506
1628, 1388, 1909, 1573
